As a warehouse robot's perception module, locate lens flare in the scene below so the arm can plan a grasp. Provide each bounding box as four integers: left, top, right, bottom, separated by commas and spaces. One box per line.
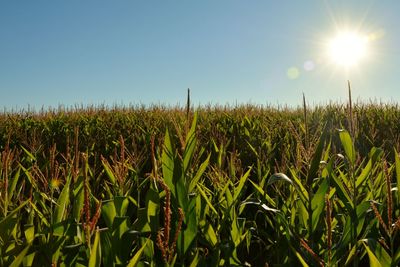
304, 60, 315, 71
328, 31, 368, 67
287, 67, 300, 80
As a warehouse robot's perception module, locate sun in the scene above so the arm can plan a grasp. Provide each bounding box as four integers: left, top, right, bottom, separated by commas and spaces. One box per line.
328, 31, 369, 67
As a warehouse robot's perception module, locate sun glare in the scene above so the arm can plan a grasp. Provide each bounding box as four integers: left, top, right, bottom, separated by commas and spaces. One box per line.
328, 31, 369, 67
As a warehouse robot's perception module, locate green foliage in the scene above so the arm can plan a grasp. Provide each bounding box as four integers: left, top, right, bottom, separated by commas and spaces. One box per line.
0, 104, 400, 266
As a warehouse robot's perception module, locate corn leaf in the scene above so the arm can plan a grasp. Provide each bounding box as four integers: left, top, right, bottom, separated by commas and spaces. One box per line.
307, 126, 327, 185
9, 245, 30, 267
127, 239, 149, 267
311, 178, 329, 232
233, 168, 252, 203
196, 184, 218, 215
88, 230, 102, 267
188, 154, 210, 193
339, 130, 356, 165
54, 175, 71, 223
268, 173, 293, 185
0, 200, 29, 244
363, 243, 383, 267
395, 149, 400, 199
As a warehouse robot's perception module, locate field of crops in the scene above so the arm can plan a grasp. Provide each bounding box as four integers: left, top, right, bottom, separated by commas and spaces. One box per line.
1, 102, 400, 266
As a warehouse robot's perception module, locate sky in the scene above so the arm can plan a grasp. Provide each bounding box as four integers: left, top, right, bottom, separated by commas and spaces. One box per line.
1, 0, 400, 110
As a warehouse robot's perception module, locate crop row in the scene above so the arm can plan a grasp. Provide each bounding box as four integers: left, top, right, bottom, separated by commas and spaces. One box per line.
0, 104, 399, 266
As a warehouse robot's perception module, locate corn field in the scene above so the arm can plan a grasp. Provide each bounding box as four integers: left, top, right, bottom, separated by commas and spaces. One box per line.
1, 102, 400, 266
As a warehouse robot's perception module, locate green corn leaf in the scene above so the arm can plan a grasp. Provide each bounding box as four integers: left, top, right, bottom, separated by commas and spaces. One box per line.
162, 129, 177, 197
179, 198, 197, 255
225, 182, 233, 208
307, 126, 327, 186
102, 160, 116, 185
24, 224, 35, 243
330, 172, 353, 210
218, 179, 230, 201
159, 128, 189, 211
114, 196, 129, 217
54, 175, 71, 223
8, 167, 21, 202
363, 242, 383, 267
362, 238, 391, 266
99, 231, 113, 267
395, 149, 400, 199
20, 145, 36, 162
338, 169, 351, 191
132, 208, 149, 233
101, 200, 117, 229
52, 221, 69, 236
189, 250, 200, 267
186, 112, 197, 140
23, 251, 36, 267
311, 178, 329, 232
248, 179, 276, 207
344, 245, 357, 266
0, 200, 29, 244
188, 154, 210, 193
217, 143, 225, 169
231, 215, 246, 246
205, 223, 218, 247
268, 173, 293, 185
289, 245, 309, 267
88, 230, 102, 267
339, 130, 356, 165
51, 236, 67, 264
112, 216, 130, 240
338, 201, 371, 260
20, 164, 38, 190
183, 134, 196, 174
298, 200, 309, 228
369, 147, 383, 162
339, 219, 354, 255
196, 184, 218, 215
183, 112, 197, 174
246, 140, 259, 157
9, 245, 31, 267
355, 159, 372, 188
289, 169, 309, 204
393, 246, 400, 266
127, 239, 149, 267
233, 168, 252, 203
144, 189, 159, 232
176, 172, 188, 211
29, 201, 50, 226
240, 200, 279, 213
72, 176, 85, 221
131, 188, 160, 233
356, 202, 370, 236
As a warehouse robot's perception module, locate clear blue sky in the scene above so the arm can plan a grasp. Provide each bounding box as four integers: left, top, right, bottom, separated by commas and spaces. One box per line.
1, 1, 399, 109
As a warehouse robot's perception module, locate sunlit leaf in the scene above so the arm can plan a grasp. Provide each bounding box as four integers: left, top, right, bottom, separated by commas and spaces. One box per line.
127, 239, 149, 267
339, 129, 356, 165
88, 230, 101, 267
267, 173, 293, 185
